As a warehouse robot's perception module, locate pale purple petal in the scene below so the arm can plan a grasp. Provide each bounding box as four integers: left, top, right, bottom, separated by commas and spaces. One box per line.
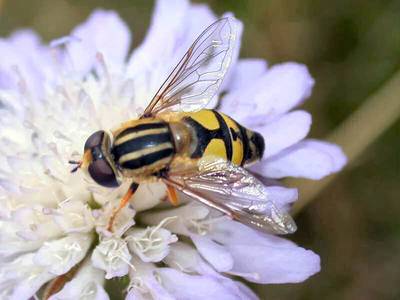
185, 4, 217, 47
127, 0, 190, 79
304, 139, 348, 173
209, 221, 320, 284
127, 0, 222, 108
50, 283, 109, 300
157, 268, 247, 300
66, 10, 131, 74
126, 272, 175, 300
252, 62, 314, 117
143, 275, 176, 300
257, 110, 312, 158
223, 58, 268, 92
5, 254, 56, 300
222, 62, 314, 125
265, 185, 298, 212
0, 30, 52, 96
227, 243, 320, 284
253, 139, 347, 179
232, 281, 259, 300
216, 277, 259, 300
209, 220, 296, 248
191, 234, 234, 272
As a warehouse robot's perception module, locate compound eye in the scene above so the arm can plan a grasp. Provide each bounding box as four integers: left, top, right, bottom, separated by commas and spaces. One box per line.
88, 159, 119, 188
84, 131, 105, 151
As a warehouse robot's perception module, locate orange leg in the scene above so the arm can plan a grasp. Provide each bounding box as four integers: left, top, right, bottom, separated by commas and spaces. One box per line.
107, 182, 139, 231
166, 185, 179, 206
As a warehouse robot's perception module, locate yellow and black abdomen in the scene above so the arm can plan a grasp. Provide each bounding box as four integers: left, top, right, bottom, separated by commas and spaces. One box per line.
182, 109, 265, 166
111, 120, 175, 175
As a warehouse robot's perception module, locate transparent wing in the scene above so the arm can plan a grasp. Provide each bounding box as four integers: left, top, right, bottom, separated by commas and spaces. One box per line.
164, 157, 297, 235
142, 17, 238, 117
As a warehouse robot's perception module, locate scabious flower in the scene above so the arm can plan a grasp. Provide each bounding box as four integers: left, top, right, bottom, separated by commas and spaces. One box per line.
0, 0, 346, 299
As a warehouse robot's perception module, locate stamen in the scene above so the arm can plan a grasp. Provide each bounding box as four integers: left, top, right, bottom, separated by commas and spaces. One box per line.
50, 36, 81, 48
127, 277, 147, 294
100, 238, 135, 272
11, 65, 27, 95
149, 216, 177, 239
49, 35, 81, 72
96, 52, 111, 85
185, 214, 226, 235
58, 196, 73, 207
125, 217, 178, 259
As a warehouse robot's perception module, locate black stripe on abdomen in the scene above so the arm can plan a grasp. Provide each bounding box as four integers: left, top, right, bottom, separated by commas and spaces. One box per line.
120, 148, 174, 170
213, 111, 233, 161
236, 122, 250, 166
183, 117, 219, 158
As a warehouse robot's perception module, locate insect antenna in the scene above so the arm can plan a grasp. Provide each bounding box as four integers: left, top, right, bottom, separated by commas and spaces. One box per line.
68, 160, 82, 173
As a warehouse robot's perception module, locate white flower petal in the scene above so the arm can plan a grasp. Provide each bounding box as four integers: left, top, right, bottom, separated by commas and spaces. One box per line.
127, 258, 174, 300
126, 224, 177, 263
141, 203, 210, 236
91, 236, 132, 279
94, 203, 135, 237
163, 242, 216, 275
12, 206, 63, 242
52, 200, 95, 233
132, 183, 166, 212
0, 253, 56, 300
0, 221, 43, 258
49, 259, 109, 300
254, 139, 347, 179
34, 233, 92, 275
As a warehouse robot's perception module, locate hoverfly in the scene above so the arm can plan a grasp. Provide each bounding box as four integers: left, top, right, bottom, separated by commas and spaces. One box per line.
70, 17, 297, 234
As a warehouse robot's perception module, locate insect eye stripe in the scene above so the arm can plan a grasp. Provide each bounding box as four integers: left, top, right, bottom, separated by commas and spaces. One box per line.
114, 128, 169, 146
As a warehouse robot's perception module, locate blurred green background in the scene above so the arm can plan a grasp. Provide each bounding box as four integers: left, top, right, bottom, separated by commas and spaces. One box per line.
1, 1, 399, 299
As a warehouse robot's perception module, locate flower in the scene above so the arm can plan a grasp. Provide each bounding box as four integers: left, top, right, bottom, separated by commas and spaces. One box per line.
0, 0, 347, 299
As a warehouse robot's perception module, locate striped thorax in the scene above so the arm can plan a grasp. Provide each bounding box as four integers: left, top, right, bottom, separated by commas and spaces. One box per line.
111, 119, 175, 178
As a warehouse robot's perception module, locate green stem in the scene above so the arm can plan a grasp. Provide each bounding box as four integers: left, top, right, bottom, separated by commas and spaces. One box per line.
290, 69, 400, 215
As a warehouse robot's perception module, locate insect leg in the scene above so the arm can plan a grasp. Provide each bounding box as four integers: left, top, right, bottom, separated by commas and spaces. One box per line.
166, 185, 179, 206
162, 177, 235, 219
107, 182, 139, 231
